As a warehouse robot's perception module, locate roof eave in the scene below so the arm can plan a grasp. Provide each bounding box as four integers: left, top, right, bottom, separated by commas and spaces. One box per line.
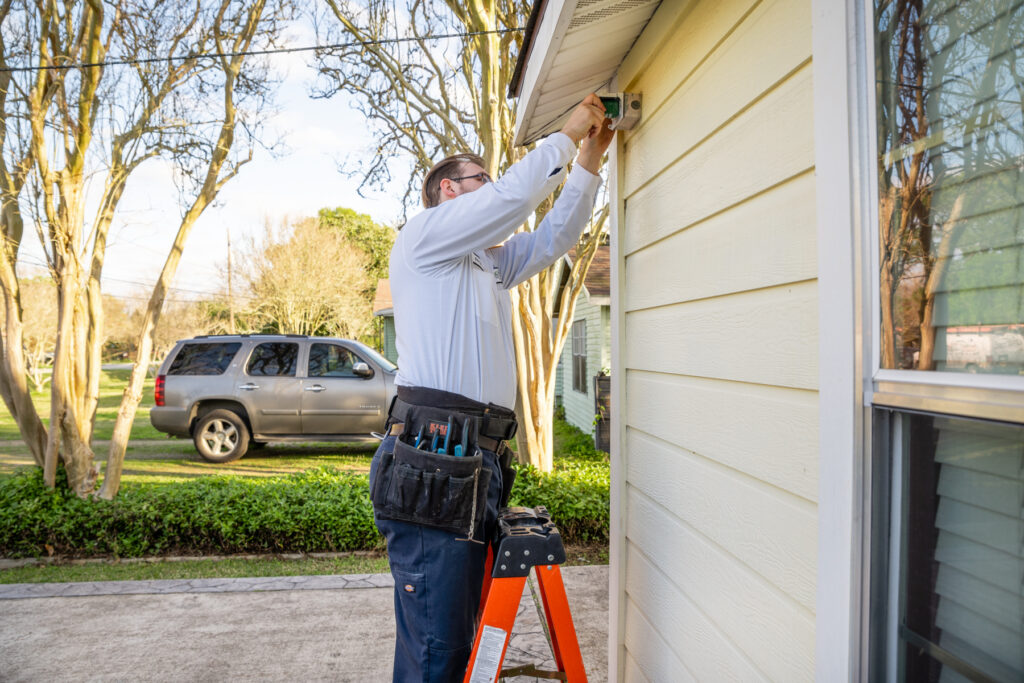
512, 0, 580, 147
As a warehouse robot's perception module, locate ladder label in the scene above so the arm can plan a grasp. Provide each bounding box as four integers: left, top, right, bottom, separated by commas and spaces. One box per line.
468, 625, 508, 683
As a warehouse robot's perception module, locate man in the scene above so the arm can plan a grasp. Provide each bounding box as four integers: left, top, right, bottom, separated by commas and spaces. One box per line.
369, 94, 614, 682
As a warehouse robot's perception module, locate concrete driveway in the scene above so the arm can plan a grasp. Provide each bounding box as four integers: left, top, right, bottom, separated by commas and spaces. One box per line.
0, 566, 608, 682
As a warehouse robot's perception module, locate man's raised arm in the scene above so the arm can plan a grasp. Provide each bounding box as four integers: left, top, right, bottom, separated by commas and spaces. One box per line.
400, 95, 608, 272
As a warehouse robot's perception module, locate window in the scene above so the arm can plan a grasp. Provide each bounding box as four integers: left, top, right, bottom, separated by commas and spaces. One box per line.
167, 343, 240, 375
872, 411, 1024, 682
308, 344, 360, 377
868, 2, 1024, 680
875, 0, 1024, 375
246, 342, 298, 376
572, 319, 587, 393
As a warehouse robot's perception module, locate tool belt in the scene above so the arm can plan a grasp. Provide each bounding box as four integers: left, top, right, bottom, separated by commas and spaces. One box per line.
370, 386, 518, 538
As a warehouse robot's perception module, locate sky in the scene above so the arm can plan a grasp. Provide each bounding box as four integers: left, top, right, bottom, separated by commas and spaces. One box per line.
17, 21, 407, 308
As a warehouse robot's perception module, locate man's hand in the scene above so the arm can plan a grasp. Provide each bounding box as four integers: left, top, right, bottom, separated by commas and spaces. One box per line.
577, 117, 614, 175
560, 93, 607, 144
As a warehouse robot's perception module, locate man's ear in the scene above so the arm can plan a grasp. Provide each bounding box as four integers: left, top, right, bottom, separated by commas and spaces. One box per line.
440, 178, 457, 200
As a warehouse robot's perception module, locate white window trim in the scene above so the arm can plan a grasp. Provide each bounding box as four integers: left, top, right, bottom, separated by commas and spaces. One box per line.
812, 0, 876, 678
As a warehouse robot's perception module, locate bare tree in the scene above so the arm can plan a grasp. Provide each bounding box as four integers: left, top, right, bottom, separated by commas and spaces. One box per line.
240, 217, 373, 338
101, 0, 292, 499
314, 0, 607, 471
0, 0, 290, 496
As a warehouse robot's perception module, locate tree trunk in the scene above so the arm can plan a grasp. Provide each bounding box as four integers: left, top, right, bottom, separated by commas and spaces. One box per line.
918, 194, 964, 371
100, 0, 265, 498
0, 260, 47, 466
510, 215, 605, 471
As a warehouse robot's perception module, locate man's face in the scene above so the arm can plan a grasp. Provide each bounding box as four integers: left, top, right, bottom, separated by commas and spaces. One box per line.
440, 162, 491, 202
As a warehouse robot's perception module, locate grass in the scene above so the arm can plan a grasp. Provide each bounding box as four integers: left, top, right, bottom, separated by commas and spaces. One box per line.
0, 554, 389, 583
0, 543, 609, 584
0, 368, 162, 441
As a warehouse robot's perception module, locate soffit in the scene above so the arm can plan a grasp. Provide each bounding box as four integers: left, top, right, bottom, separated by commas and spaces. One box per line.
511, 0, 662, 146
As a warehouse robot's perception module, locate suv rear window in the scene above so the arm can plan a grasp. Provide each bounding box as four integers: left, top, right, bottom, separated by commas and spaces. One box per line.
168, 342, 241, 375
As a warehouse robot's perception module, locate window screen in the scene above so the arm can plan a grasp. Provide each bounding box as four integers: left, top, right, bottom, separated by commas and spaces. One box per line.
875, 0, 1024, 374
246, 343, 298, 377
167, 343, 241, 376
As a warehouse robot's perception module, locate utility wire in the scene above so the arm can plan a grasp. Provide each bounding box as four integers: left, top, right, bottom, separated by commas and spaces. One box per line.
0, 27, 524, 73
15, 256, 252, 300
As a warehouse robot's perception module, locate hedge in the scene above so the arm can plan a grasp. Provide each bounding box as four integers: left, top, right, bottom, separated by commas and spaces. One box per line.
0, 456, 609, 559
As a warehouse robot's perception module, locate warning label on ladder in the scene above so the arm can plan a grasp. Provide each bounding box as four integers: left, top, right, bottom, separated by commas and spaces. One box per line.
468, 625, 508, 683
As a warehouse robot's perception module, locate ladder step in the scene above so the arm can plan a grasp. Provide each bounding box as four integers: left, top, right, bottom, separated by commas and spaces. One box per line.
464, 506, 587, 683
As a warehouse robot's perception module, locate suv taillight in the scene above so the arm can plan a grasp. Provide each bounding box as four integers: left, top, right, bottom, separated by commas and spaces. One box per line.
155, 375, 166, 407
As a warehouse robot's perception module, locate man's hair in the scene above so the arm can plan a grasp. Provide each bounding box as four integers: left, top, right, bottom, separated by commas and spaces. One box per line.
421, 153, 486, 208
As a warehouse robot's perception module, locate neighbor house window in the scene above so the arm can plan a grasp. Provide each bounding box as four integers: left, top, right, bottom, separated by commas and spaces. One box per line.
572, 319, 587, 393
869, 1, 1024, 681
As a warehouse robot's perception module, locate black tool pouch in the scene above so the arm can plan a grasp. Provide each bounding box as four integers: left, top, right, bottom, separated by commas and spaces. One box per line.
371, 437, 491, 538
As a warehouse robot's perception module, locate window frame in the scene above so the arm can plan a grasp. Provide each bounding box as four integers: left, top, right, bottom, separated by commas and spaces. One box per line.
813, 0, 1024, 678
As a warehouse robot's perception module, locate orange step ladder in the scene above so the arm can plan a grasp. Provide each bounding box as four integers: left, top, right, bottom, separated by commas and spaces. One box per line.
463, 506, 587, 683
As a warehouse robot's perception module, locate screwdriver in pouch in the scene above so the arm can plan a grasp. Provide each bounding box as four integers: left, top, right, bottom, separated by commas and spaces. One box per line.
439, 416, 454, 454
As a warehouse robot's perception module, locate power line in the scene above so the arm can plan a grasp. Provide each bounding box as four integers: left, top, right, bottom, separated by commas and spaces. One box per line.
15, 256, 252, 300
0, 27, 524, 73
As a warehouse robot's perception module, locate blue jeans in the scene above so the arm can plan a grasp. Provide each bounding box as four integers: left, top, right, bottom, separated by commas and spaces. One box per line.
369, 434, 504, 683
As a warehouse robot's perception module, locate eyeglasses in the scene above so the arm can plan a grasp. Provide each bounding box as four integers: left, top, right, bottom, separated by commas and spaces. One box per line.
449, 172, 492, 184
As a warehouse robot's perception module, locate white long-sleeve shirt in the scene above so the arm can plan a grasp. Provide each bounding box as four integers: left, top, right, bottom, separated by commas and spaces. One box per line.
390, 132, 602, 408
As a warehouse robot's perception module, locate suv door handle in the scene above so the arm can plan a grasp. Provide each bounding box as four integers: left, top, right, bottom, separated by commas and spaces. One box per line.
239, 383, 259, 391
304, 385, 326, 392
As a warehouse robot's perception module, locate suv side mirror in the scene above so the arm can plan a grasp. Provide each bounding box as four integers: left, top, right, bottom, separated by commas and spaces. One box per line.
352, 362, 373, 378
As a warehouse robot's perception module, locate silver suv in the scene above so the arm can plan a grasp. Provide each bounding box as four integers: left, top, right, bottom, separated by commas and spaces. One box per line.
150, 335, 397, 462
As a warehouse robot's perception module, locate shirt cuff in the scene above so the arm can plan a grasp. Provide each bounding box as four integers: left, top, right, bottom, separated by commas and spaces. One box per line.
565, 161, 602, 195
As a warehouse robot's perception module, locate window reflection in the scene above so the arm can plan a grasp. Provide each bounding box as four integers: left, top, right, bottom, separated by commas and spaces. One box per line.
876, 0, 1024, 373
246, 343, 298, 377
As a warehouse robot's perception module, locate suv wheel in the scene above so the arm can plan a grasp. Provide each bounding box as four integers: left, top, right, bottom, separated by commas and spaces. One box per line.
193, 409, 250, 463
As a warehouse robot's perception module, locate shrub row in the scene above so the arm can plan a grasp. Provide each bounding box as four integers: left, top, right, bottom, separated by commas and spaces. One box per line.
0, 458, 609, 559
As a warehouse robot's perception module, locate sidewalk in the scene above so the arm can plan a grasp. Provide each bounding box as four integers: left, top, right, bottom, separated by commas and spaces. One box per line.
0, 566, 608, 682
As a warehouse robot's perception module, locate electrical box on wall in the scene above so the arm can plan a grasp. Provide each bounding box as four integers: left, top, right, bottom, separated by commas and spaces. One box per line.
599, 93, 642, 130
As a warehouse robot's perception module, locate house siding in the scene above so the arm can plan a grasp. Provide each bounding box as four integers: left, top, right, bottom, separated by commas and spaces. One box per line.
380, 316, 398, 364
614, 0, 819, 680
559, 295, 610, 436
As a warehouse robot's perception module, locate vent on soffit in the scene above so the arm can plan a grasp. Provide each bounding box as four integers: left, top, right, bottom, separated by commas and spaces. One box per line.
567, 0, 658, 30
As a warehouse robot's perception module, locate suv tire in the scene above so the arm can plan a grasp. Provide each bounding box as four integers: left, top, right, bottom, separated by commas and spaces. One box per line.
193, 409, 250, 463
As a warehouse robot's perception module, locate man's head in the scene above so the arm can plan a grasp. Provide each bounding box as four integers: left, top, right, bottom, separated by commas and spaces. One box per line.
421, 153, 491, 208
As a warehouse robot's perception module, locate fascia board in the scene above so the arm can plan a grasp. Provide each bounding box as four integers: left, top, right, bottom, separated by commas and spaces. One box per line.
513, 0, 580, 147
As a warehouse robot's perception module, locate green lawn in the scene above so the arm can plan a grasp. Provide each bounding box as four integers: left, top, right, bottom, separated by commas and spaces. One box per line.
0, 368, 162, 441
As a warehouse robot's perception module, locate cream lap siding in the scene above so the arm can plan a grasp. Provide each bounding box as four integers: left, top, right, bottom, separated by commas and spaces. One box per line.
615, 0, 818, 680
559, 294, 609, 437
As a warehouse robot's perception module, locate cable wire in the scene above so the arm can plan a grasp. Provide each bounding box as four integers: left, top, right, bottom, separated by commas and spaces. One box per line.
0, 27, 524, 73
